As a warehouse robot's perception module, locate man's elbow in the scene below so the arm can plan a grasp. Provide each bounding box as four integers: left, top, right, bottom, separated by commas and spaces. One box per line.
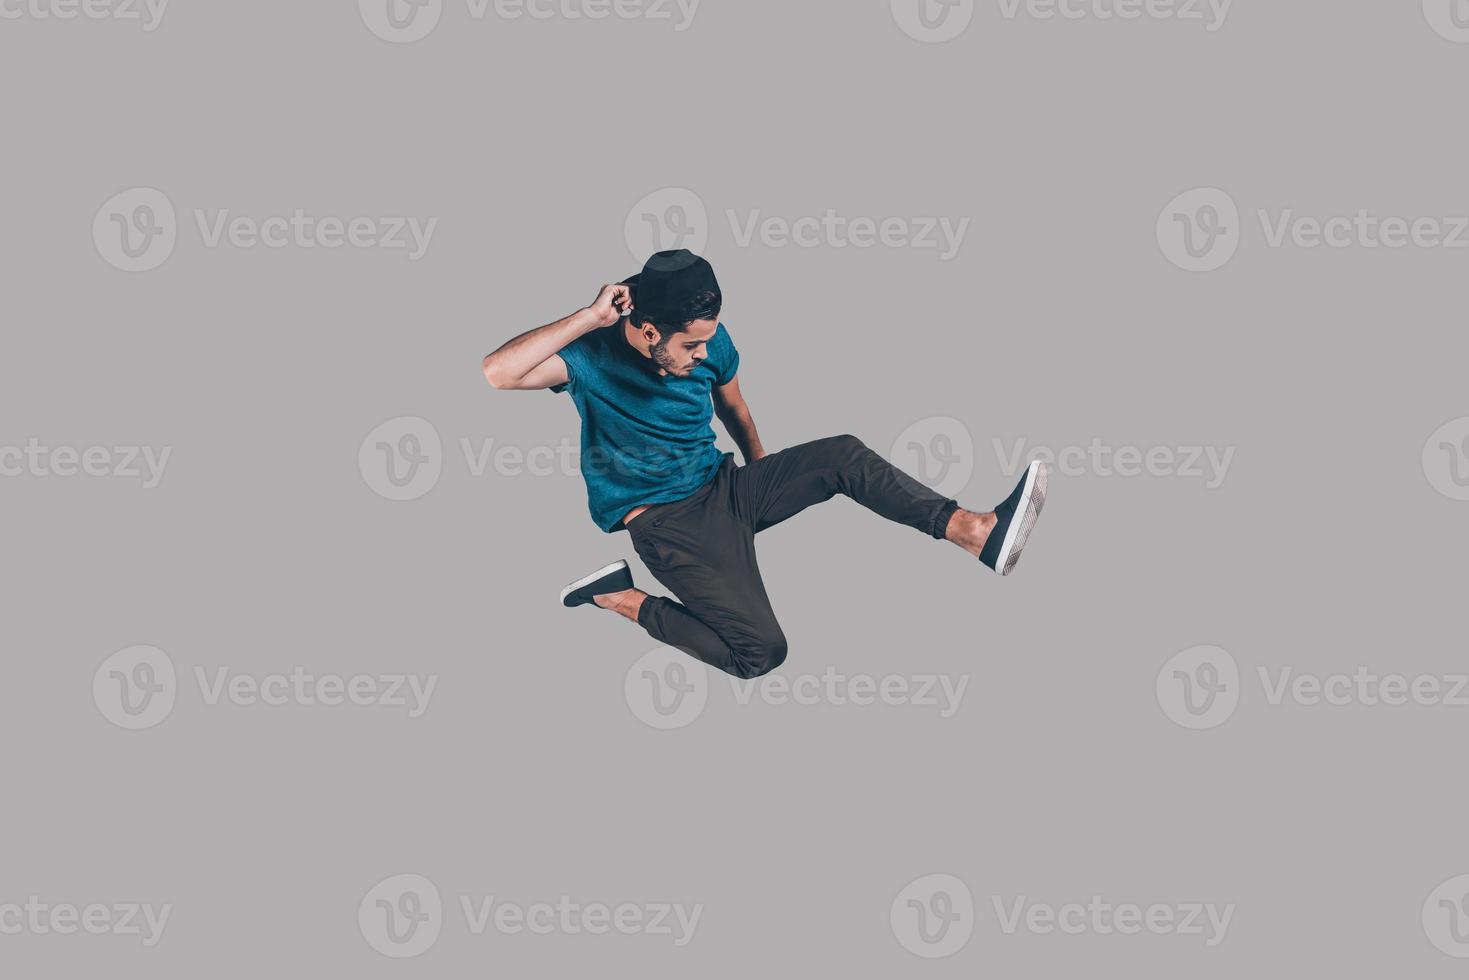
715, 398, 749, 421
482, 356, 513, 390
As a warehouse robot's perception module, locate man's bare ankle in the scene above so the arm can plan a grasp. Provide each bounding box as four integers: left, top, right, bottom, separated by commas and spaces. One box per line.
592, 588, 633, 610
592, 587, 647, 623
945, 508, 997, 558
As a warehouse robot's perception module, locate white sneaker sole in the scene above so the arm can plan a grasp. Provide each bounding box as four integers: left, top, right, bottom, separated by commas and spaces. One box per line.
558, 560, 629, 605
996, 461, 1048, 577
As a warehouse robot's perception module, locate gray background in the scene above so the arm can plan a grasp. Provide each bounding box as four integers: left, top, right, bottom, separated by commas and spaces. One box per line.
3, 0, 1467, 974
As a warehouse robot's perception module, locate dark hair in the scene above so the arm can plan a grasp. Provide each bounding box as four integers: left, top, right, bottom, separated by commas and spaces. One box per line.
631, 289, 722, 337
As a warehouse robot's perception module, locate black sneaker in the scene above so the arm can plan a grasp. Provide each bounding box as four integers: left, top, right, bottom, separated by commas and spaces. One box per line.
559, 559, 635, 608
978, 461, 1048, 576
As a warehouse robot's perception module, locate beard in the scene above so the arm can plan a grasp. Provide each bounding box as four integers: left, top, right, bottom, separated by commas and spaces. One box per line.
650, 337, 685, 375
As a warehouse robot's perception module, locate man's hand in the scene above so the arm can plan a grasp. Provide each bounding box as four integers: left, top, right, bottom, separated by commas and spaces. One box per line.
584, 283, 634, 329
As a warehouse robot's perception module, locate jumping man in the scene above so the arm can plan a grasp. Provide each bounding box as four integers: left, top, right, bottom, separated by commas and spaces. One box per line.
482, 249, 1047, 679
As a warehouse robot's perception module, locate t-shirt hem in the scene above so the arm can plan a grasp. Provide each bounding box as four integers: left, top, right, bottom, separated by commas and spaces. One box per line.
590, 453, 728, 533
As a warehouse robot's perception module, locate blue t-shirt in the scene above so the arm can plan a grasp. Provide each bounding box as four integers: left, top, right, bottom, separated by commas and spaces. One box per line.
551, 321, 740, 532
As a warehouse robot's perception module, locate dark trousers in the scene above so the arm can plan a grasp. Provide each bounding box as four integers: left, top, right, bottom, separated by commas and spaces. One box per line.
627, 434, 959, 678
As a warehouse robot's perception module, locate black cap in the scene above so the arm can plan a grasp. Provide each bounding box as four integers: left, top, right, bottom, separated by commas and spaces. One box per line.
621, 249, 720, 323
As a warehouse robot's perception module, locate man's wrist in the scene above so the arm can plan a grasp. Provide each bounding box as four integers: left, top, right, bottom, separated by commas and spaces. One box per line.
570, 307, 602, 332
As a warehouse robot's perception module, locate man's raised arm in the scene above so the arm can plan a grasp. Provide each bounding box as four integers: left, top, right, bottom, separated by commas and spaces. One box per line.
481, 283, 632, 390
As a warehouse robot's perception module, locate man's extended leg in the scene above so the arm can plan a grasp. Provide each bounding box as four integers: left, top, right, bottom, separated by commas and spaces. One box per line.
734, 433, 1045, 572
735, 433, 966, 540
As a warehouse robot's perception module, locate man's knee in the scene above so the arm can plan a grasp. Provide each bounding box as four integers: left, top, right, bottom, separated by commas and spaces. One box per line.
736, 633, 789, 678
812, 433, 869, 471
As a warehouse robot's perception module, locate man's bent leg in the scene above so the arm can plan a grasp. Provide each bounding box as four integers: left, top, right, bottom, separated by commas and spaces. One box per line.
635, 577, 787, 680
625, 466, 790, 679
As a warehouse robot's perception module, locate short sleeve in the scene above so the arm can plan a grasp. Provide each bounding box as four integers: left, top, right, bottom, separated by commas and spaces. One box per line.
712, 322, 740, 386
549, 331, 593, 394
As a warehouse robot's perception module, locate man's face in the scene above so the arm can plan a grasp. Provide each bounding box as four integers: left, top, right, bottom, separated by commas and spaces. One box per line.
648, 317, 718, 377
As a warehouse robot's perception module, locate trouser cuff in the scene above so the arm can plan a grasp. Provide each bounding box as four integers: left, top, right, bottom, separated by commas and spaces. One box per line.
636, 594, 660, 632
931, 498, 960, 539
